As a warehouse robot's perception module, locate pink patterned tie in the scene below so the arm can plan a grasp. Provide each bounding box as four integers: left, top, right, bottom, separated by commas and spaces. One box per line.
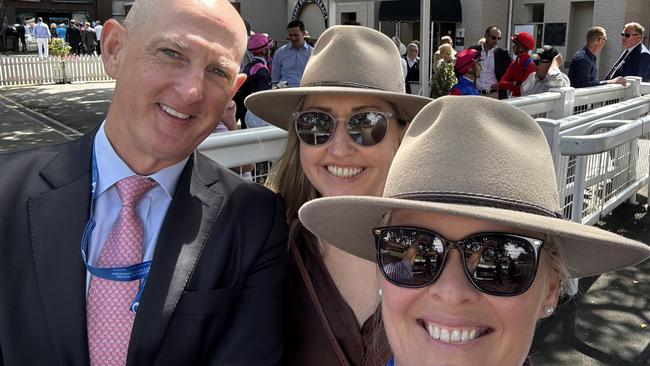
87, 175, 157, 366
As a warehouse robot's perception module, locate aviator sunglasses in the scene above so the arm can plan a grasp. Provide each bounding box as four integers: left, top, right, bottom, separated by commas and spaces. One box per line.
621, 32, 640, 38
374, 226, 544, 296
294, 110, 392, 147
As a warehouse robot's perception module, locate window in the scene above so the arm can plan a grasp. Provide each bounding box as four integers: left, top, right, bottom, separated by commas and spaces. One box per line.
341, 12, 357, 24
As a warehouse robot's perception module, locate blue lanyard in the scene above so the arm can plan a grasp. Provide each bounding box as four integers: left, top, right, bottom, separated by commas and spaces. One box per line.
80, 147, 151, 313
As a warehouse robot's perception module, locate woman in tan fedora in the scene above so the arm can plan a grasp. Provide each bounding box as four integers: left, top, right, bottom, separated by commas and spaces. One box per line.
299, 96, 650, 366
246, 26, 430, 365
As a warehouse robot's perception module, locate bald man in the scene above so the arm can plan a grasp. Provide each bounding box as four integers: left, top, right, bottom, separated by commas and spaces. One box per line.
0, 1, 288, 365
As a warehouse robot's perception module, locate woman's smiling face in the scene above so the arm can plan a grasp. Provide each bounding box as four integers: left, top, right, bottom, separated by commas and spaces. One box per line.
381, 210, 560, 366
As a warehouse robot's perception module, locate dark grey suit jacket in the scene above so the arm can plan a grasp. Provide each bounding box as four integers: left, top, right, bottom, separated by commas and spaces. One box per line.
0, 132, 288, 365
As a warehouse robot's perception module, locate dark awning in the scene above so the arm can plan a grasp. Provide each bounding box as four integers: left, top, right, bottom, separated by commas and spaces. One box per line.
379, 0, 462, 23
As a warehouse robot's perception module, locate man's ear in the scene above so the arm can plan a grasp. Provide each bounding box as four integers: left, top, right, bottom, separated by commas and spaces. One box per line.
230, 73, 247, 97
101, 19, 127, 79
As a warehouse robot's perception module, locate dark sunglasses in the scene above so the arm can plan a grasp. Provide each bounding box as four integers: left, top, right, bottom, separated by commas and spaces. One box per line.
621, 32, 640, 38
489, 35, 502, 41
294, 110, 391, 147
374, 226, 544, 296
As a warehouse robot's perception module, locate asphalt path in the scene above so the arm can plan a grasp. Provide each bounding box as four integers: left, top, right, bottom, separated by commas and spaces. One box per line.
0, 82, 648, 365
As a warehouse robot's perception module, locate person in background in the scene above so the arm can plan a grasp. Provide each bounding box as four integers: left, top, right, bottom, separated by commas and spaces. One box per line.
65, 19, 82, 55
433, 35, 454, 66
298, 96, 650, 366
16, 22, 26, 53
604, 22, 650, 82
272, 20, 313, 87
434, 44, 456, 70
476, 26, 511, 99
431, 44, 457, 98
81, 21, 96, 55
243, 33, 274, 128
498, 32, 536, 98
449, 48, 481, 96
56, 23, 66, 40
404, 42, 420, 94
94, 21, 103, 55
246, 25, 431, 366
568, 26, 626, 88
32, 17, 51, 58
521, 46, 570, 96
49, 23, 58, 38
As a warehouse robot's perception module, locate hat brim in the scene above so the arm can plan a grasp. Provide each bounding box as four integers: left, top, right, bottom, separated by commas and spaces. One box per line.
245, 87, 432, 130
298, 196, 650, 279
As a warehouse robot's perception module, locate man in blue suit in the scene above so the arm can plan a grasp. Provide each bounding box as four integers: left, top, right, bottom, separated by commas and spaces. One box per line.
605, 22, 650, 82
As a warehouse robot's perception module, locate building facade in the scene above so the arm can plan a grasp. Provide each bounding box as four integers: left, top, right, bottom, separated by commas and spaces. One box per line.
6, 0, 112, 25
236, 0, 649, 80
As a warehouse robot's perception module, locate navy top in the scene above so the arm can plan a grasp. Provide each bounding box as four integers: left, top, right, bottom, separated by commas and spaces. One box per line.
568, 47, 600, 88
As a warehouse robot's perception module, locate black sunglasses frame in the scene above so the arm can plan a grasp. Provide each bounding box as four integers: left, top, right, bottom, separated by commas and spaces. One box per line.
293, 110, 393, 147
621, 32, 640, 38
373, 226, 545, 297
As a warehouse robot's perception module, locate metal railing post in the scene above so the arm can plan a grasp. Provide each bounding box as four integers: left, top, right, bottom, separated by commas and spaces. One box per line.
570, 155, 587, 223
624, 76, 641, 100
548, 86, 575, 119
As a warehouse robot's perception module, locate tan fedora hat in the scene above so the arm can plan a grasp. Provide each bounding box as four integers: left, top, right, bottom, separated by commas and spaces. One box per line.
245, 25, 431, 130
299, 96, 650, 278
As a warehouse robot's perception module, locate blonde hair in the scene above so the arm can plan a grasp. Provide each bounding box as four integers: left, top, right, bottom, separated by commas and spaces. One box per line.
438, 43, 456, 57
624, 22, 645, 36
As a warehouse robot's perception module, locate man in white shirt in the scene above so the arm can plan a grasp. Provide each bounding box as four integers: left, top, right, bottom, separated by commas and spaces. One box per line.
476, 26, 511, 99
0, 0, 288, 364
93, 21, 103, 55
521, 46, 570, 96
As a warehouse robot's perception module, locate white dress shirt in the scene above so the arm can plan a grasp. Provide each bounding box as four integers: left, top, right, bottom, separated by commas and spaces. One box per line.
86, 123, 188, 293
477, 45, 498, 91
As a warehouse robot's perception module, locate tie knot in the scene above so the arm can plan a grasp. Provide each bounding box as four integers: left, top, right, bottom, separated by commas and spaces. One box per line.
115, 176, 158, 207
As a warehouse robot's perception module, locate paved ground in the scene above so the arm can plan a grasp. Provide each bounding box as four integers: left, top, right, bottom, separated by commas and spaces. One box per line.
0, 82, 649, 365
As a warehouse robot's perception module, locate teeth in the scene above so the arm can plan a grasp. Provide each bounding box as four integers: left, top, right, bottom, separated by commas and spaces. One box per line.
425, 322, 485, 344
161, 104, 191, 120
327, 165, 363, 178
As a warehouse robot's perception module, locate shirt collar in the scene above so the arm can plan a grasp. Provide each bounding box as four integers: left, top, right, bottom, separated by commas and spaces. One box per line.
94, 122, 188, 199
625, 42, 641, 52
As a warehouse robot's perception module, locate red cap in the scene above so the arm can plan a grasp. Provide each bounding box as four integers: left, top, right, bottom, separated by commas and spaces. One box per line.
454, 49, 480, 75
511, 32, 535, 51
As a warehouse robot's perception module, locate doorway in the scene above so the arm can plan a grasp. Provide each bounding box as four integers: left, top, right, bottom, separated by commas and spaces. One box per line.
568, 2, 594, 67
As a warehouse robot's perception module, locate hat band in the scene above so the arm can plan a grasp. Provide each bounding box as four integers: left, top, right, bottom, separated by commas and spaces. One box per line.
301, 80, 387, 90
391, 191, 564, 219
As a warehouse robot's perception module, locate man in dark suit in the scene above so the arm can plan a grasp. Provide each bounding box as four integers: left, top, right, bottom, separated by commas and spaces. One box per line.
66, 19, 82, 55
475, 26, 512, 99
605, 22, 650, 82
0, 0, 288, 365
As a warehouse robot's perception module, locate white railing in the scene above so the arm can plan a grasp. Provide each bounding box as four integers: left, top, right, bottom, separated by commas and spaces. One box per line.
557, 117, 650, 224
0, 55, 112, 87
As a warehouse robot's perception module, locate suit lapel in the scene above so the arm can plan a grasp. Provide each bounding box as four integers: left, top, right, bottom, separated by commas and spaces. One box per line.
29, 134, 94, 365
127, 152, 224, 365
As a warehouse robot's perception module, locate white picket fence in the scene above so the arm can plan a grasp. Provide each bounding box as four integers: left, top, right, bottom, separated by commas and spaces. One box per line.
0, 55, 112, 87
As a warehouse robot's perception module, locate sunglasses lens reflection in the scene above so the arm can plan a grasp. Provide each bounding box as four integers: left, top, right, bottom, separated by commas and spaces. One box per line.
377, 228, 442, 287
295, 111, 335, 145
376, 228, 539, 296
295, 111, 389, 147
462, 235, 538, 295
347, 112, 388, 146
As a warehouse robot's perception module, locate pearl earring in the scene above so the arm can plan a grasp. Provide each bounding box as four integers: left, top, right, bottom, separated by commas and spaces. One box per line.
545, 306, 554, 316
378, 289, 383, 297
